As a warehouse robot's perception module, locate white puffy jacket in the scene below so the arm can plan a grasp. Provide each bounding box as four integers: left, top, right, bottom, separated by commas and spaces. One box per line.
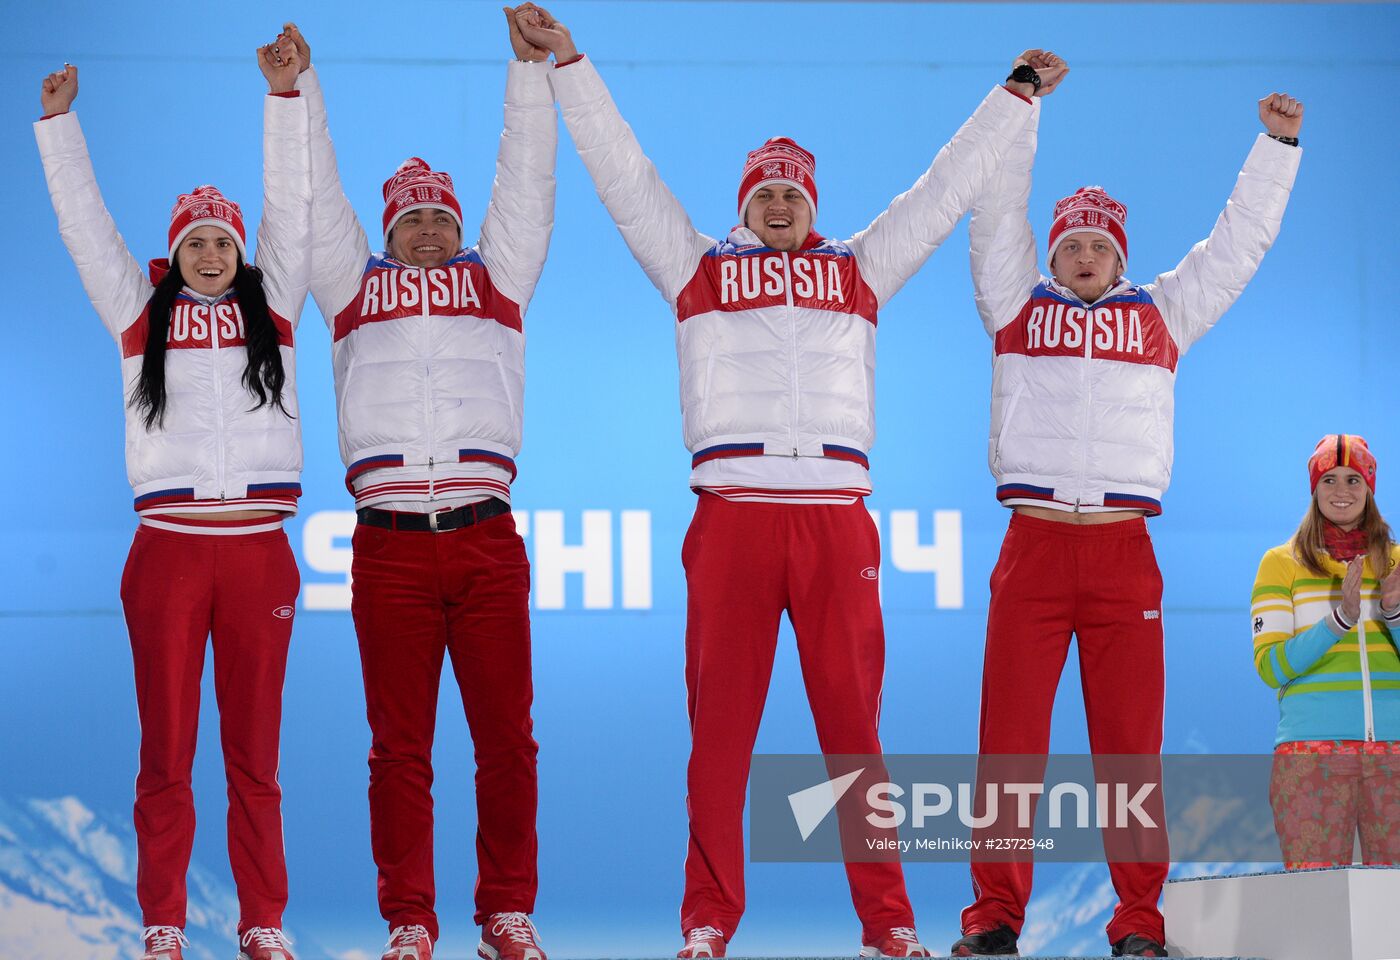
969, 117, 1300, 514
551, 57, 1035, 479
35, 98, 311, 512
298, 63, 556, 486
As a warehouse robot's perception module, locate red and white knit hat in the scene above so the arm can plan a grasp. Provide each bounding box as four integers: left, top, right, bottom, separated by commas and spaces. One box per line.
1047, 186, 1127, 271
1309, 434, 1378, 494
737, 137, 818, 222
168, 186, 246, 261
382, 157, 463, 243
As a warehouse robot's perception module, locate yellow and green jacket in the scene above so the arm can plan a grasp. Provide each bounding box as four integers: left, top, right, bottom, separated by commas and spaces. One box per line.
1251, 542, 1400, 744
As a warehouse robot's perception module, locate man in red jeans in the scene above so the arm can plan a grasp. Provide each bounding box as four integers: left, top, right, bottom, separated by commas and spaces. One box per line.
953, 90, 1303, 958
271, 13, 560, 960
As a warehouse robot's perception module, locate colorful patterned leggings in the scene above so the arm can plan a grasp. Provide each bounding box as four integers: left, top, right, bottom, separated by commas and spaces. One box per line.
1270, 740, 1400, 869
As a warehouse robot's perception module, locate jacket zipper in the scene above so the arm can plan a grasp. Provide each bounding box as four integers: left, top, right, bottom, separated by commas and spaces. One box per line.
1074, 302, 1095, 511
209, 297, 228, 499
784, 253, 799, 457
1358, 616, 1376, 741
419, 268, 436, 500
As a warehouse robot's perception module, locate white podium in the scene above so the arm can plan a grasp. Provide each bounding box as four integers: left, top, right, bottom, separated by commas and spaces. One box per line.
1163, 867, 1400, 959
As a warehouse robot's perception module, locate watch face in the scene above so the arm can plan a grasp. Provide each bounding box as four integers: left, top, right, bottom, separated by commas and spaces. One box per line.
1006, 64, 1041, 90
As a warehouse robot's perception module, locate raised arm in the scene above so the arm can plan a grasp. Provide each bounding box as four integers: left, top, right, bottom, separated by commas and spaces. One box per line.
34, 65, 150, 341
278, 24, 371, 323
844, 51, 1058, 309
519, 7, 712, 305
1148, 93, 1303, 353
255, 40, 312, 327
475, 7, 558, 315
967, 53, 1063, 336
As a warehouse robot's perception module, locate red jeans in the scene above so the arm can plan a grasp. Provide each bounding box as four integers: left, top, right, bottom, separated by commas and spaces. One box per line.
961, 512, 1168, 946
680, 493, 915, 943
351, 510, 537, 939
120, 524, 298, 932
1271, 740, 1400, 868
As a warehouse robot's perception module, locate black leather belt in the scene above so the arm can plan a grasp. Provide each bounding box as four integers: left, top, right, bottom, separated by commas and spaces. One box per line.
356, 498, 511, 533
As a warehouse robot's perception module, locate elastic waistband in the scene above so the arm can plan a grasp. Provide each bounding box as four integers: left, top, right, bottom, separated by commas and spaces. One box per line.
997, 483, 1163, 517
357, 497, 511, 533
691, 443, 869, 470
1008, 510, 1149, 541
345, 449, 519, 491
695, 489, 867, 513
137, 517, 288, 541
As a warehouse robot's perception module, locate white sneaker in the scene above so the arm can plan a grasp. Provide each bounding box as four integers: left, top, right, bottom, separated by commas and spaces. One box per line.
478, 912, 545, 960
238, 927, 295, 960
678, 926, 726, 958
861, 926, 932, 958
381, 924, 433, 960
140, 926, 189, 960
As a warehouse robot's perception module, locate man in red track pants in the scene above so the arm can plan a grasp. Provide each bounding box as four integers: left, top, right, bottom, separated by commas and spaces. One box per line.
516, 8, 1061, 956
952, 90, 1304, 958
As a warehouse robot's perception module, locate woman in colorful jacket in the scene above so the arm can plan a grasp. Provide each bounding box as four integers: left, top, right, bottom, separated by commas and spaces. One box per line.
1251, 435, 1400, 869
34, 47, 310, 960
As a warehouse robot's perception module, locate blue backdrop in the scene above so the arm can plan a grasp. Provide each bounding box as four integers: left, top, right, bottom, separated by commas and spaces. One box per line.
3, 2, 1397, 958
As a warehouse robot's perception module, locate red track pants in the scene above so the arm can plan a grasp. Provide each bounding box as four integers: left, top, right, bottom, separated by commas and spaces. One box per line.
350, 511, 537, 939
961, 512, 1168, 946
680, 493, 915, 943
120, 524, 298, 933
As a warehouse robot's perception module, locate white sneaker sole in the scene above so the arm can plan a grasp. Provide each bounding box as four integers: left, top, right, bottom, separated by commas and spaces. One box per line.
477, 941, 543, 960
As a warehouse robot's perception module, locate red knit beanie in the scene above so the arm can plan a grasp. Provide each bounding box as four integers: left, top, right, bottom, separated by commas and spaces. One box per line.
737, 137, 817, 222
382, 157, 464, 244
168, 186, 246, 261
1047, 186, 1127, 271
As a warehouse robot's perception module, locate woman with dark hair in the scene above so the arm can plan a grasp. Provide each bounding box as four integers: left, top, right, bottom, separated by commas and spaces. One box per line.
34, 48, 310, 960
1251, 435, 1400, 870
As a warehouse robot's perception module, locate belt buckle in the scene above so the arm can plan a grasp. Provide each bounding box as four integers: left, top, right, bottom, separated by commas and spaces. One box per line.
428, 510, 441, 533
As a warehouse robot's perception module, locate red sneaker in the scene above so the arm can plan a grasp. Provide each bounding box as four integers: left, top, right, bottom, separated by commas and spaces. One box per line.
677, 926, 726, 958
238, 927, 295, 960
140, 926, 189, 960
478, 913, 546, 960
861, 927, 932, 957
381, 924, 433, 960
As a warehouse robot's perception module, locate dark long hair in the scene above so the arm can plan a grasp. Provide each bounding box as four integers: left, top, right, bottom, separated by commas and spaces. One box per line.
130, 258, 290, 430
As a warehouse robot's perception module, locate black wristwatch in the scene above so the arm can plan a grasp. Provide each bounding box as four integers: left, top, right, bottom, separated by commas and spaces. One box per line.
1006, 63, 1042, 93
